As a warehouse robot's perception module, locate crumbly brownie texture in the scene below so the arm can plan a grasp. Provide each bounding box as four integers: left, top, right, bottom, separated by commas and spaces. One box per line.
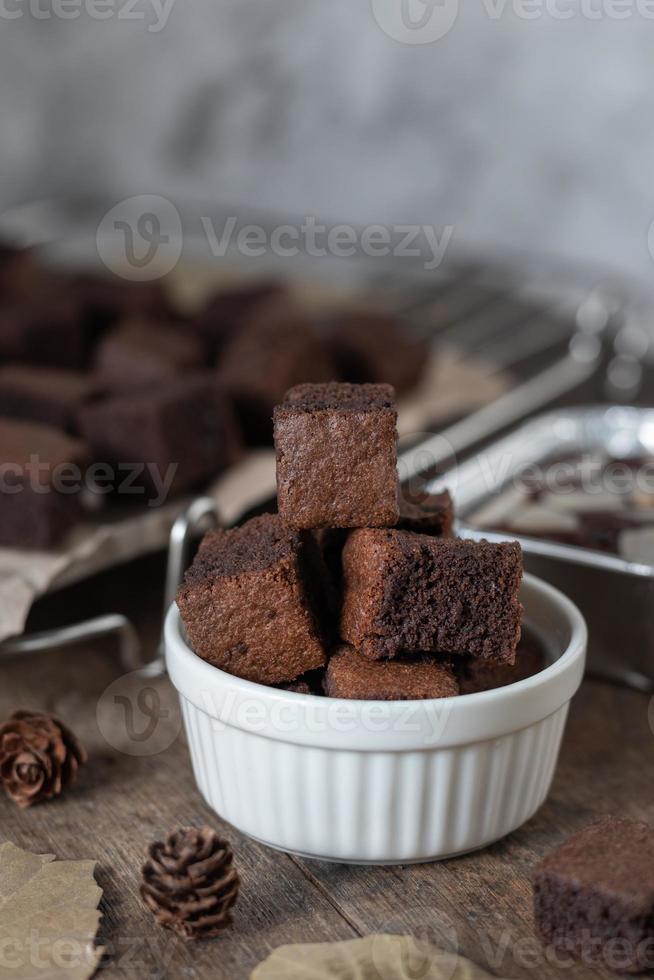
218, 308, 334, 444
340, 529, 523, 663
458, 627, 545, 694
533, 817, 654, 974
277, 668, 326, 695
176, 514, 327, 684
325, 645, 459, 701
78, 373, 240, 498
0, 418, 88, 549
0, 365, 98, 431
274, 382, 399, 529
328, 312, 430, 394
94, 318, 205, 390
397, 490, 454, 537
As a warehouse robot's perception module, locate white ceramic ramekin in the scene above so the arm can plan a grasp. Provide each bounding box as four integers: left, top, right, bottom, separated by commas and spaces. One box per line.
165, 572, 586, 864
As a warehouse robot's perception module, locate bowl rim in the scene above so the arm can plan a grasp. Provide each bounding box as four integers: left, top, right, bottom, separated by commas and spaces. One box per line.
165, 571, 587, 751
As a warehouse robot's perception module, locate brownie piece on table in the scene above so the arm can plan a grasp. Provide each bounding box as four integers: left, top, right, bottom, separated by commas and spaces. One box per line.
196, 280, 286, 358
0, 294, 86, 368
78, 374, 239, 501
176, 514, 327, 684
275, 382, 399, 529
94, 319, 205, 391
533, 816, 654, 974
0, 365, 98, 431
325, 645, 459, 701
0, 419, 88, 549
328, 312, 430, 394
397, 489, 454, 537
219, 309, 334, 444
341, 529, 523, 662
458, 626, 545, 694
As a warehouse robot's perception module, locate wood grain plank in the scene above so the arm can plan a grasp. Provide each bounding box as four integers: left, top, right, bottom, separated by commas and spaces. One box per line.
0, 647, 357, 980
288, 681, 654, 980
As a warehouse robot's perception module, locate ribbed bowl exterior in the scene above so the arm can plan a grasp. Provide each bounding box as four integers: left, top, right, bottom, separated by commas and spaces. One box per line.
167, 573, 586, 864
179, 697, 569, 863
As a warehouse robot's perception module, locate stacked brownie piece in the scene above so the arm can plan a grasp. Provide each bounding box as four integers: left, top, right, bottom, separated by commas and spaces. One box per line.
178, 381, 537, 699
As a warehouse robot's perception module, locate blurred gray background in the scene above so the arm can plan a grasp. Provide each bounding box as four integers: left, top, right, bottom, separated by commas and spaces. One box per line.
1, 0, 653, 282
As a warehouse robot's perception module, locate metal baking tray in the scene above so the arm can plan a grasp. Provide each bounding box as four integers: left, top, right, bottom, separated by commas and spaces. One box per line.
437, 405, 654, 690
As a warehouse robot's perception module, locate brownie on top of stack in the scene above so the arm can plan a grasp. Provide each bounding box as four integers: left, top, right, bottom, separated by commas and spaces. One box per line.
177, 381, 537, 700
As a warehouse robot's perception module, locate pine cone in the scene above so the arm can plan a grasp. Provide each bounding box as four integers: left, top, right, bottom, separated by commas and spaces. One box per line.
140, 826, 239, 940
0, 710, 87, 808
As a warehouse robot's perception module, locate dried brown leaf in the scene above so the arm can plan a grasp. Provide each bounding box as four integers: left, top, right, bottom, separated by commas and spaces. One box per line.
251, 934, 506, 980
0, 841, 103, 980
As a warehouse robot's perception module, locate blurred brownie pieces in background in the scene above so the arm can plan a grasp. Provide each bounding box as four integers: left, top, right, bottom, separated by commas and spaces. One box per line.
94, 319, 205, 391
78, 374, 240, 501
328, 312, 430, 394
274, 382, 399, 529
73, 273, 170, 331
176, 514, 327, 684
195, 280, 286, 358
458, 627, 545, 694
397, 489, 454, 537
0, 293, 87, 368
219, 308, 334, 444
0, 418, 88, 549
341, 530, 523, 662
325, 646, 459, 701
0, 365, 98, 431
533, 817, 654, 974
0, 244, 35, 298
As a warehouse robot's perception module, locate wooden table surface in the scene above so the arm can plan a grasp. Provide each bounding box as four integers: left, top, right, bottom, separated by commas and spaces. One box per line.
1, 555, 652, 980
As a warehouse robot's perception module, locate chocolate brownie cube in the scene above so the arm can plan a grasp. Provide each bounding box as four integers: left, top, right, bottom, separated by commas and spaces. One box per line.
274, 382, 399, 529
341, 529, 522, 662
0, 365, 99, 431
94, 318, 205, 391
218, 306, 335, 444
78, 374, 240, 501
73, 273, 170, 331
0, 418, 88, 549
325, 645, 459, 701
0, 293, 86, 368
195, 280, 286, 358
458, 626, 545, 694
277, 668, 326, 695
533, 816, 654, 973
328, 312, 430, 394
176, 514, 327, 684
0, 244, 35, 298
397, 489, 454, 537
